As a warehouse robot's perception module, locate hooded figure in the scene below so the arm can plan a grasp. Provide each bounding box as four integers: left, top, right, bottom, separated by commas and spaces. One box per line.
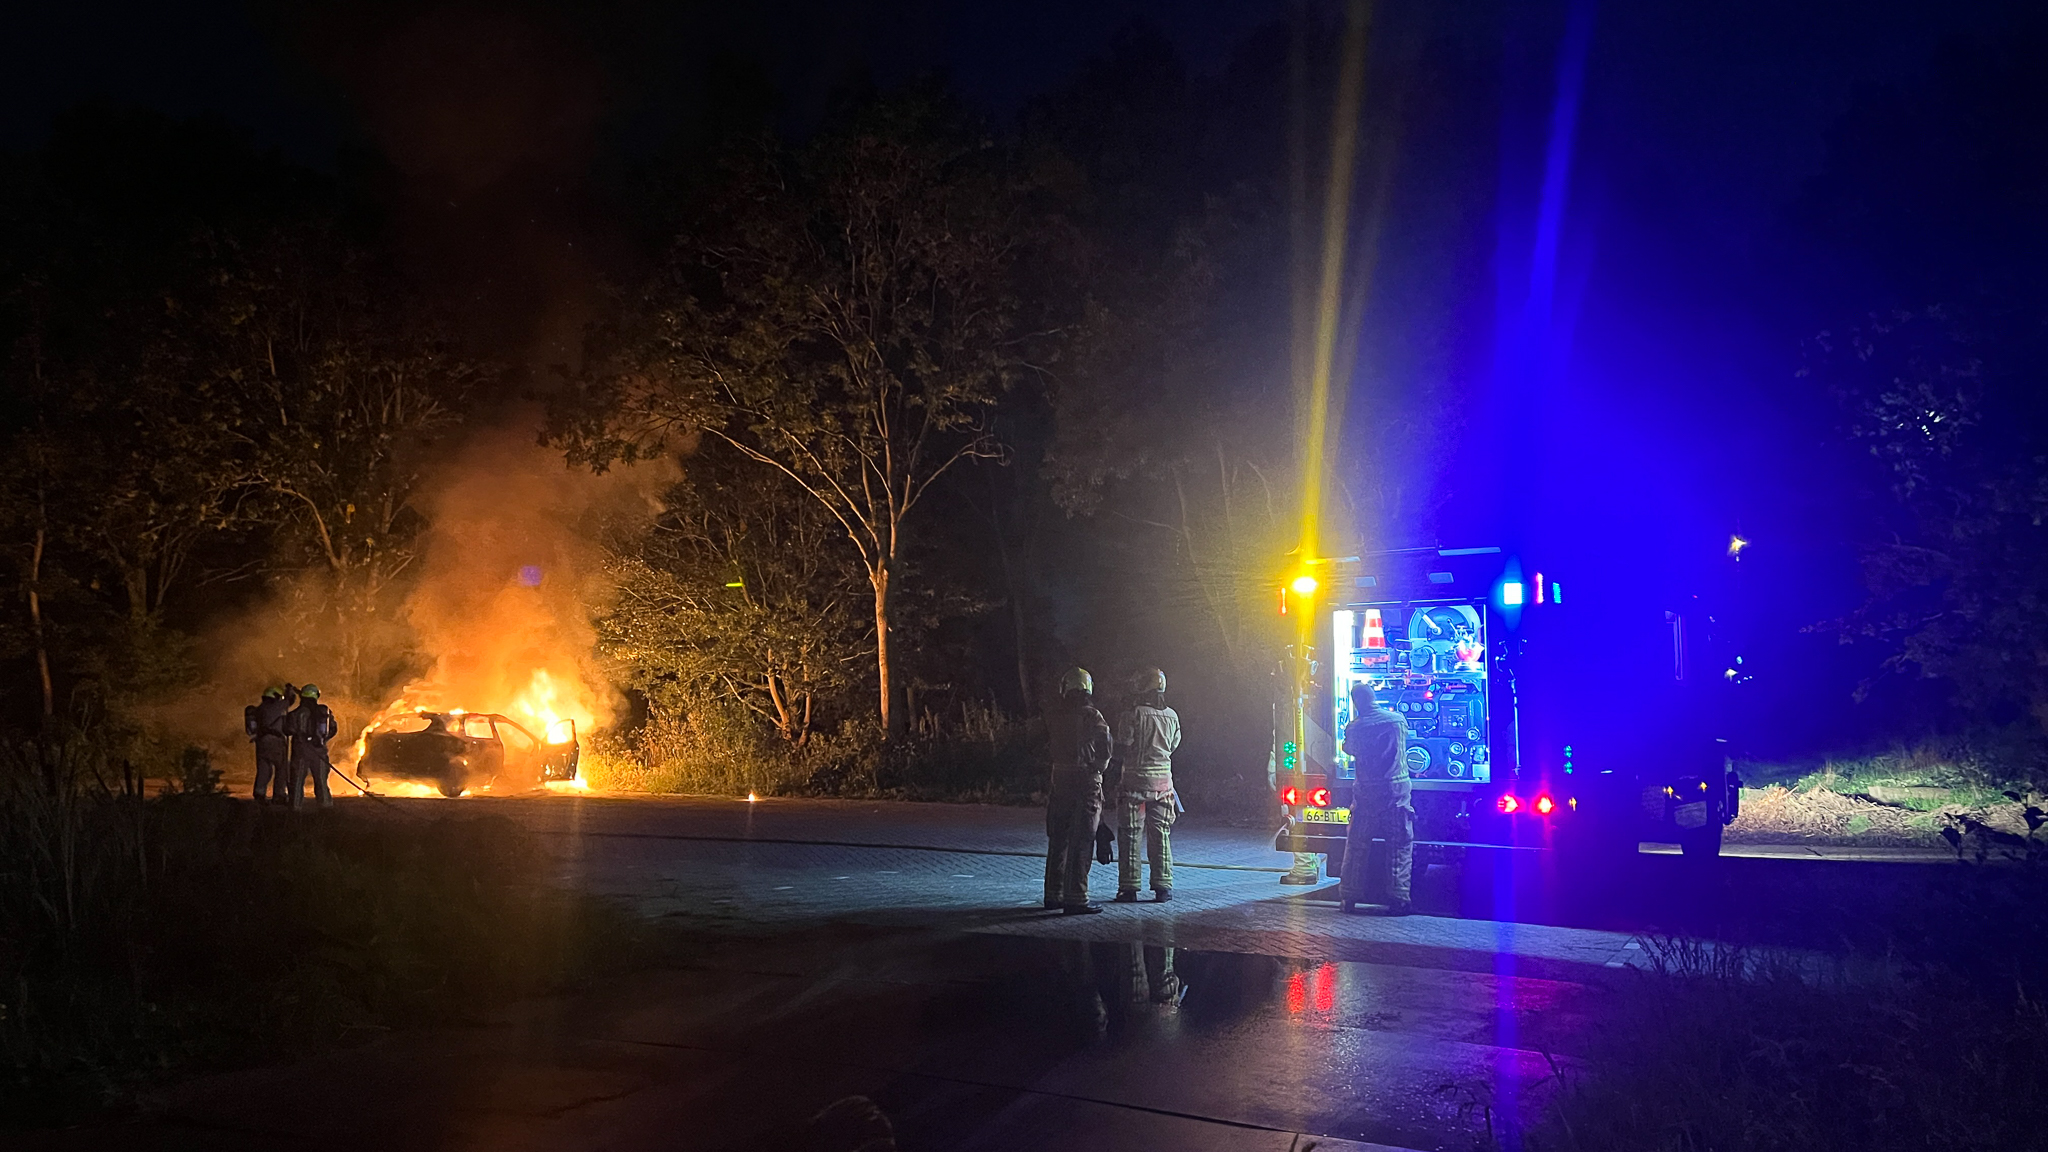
1339, 681, 1415, 915
1044, 667, 1112, 914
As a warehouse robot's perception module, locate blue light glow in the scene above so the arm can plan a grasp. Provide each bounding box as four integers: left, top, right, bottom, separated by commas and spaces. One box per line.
1502, 582, 1525, 606
518, 565, 543, 587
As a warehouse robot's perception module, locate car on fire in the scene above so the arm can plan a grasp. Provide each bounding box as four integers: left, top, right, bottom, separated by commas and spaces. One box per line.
360, 710, 579, 797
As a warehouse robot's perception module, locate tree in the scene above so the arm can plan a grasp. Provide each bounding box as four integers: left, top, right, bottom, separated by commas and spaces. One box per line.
1808, 308, 2048, 738
562, 95, 1048, 736
219, 232, 482, 702
602, 443, 864, 745
1794, 27, 2048, 745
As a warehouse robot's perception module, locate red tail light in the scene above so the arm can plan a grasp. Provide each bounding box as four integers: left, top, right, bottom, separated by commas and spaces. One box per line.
1308, 787, 1331, 807
1534, 795, 1556, 816
1280, 786, 1299, 806
1497, 794, 1520, 814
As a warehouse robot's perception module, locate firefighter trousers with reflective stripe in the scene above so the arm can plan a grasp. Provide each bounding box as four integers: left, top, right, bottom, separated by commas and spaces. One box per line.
1342, 802, 1415, 905
1118, 791, 1176, 892
1044, 770, 1103, 906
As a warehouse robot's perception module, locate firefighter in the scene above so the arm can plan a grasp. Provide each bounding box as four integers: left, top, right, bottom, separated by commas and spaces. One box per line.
286, 683, 340, 811
1340, 681, 1415, 915
1112, 667, 1182, 902
1044, 667, 1112, 914
245, 686, 292, 803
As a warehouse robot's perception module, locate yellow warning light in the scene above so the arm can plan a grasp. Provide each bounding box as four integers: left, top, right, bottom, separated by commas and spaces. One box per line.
1290, 574, 1320, 597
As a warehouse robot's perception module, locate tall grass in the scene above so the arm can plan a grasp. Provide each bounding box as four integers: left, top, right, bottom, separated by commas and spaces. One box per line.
1512, 867, 2048, 1152
1743, 727, 2048, 797
0, 728, 642, 1126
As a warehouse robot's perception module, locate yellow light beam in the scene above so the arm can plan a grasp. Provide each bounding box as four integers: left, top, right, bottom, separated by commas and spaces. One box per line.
1297, 0, 1373, 571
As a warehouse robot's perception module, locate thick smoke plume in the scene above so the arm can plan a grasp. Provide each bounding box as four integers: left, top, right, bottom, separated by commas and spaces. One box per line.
168, 416, 667, 784
360, 419, 663, 749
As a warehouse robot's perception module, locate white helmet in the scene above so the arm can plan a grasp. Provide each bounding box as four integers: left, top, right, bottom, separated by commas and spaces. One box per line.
1059, 667, 1094, 695
1130, 667, 1166, 695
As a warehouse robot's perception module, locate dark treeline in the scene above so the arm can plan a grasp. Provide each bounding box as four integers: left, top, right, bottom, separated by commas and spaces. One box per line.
2, 13, 2046, 802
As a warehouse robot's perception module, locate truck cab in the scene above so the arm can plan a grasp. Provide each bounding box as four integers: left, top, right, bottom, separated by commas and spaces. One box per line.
1274, 545, 1741, 874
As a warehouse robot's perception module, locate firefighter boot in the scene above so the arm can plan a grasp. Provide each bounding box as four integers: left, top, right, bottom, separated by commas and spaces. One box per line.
1113, 889, 1140, 903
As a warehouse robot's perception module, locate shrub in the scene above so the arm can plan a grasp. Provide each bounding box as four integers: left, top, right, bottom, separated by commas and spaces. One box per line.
592, 697, 1048, 804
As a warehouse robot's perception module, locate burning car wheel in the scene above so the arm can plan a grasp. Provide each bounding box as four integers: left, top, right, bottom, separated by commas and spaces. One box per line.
437, 775, 466, 798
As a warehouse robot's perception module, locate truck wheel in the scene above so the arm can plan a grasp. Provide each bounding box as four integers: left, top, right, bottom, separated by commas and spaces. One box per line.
1678, 820, 1723, 858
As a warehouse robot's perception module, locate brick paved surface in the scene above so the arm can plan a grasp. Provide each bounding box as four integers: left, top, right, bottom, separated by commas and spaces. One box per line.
373, 792, 1643, 975
26, 792, 1646, 1152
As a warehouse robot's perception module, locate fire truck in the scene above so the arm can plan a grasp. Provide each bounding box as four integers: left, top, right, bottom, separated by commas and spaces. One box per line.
1272, 544, 1744, 883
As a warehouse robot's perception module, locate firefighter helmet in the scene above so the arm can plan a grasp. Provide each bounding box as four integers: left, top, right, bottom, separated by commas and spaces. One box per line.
298, 683, 321, 700
1059, 667, 1094, 696
262, 686, 284, 700
1130, 667, 1166, 695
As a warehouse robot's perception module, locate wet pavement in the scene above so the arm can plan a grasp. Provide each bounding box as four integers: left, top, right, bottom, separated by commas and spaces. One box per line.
24, 794, 1955, 1151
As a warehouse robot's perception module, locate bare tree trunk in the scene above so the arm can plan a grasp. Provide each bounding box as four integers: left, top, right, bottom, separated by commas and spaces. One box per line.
765, 666, 797, 743
873, 558, 901, 737
29, 523, 54, 722
989, 504, 1036, 716
122, 563, 149, 624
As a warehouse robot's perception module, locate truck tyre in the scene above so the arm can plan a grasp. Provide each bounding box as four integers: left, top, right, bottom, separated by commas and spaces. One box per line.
1678, 820, 1723, 858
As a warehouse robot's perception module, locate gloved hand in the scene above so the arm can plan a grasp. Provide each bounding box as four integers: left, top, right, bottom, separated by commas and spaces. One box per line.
1103, 757, 1124, 791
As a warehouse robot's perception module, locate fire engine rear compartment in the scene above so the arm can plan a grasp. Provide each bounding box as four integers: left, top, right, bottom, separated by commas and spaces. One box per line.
1274, 545, 1742, 872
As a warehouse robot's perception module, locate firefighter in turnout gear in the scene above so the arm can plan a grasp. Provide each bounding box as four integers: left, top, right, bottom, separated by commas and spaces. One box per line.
1113, 667, 1182, 902
1339, 681, 1415, 915
286, 683, 339, 811
246, 686, 293, 803
1044, 667, 1112, 914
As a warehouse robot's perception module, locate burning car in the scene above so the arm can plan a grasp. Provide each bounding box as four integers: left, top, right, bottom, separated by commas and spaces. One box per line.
360, 710, 579, 797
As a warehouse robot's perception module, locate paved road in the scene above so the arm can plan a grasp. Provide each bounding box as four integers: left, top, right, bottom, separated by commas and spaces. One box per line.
27, 793, 1936, 1152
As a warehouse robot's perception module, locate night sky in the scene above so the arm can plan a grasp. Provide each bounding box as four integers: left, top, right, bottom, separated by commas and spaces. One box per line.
5, 0, 2037, 749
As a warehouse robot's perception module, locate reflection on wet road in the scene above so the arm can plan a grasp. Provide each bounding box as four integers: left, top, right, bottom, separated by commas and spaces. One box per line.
29, 794, 1899, 1152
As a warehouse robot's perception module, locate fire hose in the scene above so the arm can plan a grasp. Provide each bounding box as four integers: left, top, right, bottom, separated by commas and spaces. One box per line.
324, 761, 442, 820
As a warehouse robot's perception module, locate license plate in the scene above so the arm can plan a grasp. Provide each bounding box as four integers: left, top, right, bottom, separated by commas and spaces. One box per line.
1302, 806, 1351, 824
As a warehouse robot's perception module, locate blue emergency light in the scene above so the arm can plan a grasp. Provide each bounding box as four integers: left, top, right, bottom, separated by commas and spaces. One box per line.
1501, 581, 1525, 606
